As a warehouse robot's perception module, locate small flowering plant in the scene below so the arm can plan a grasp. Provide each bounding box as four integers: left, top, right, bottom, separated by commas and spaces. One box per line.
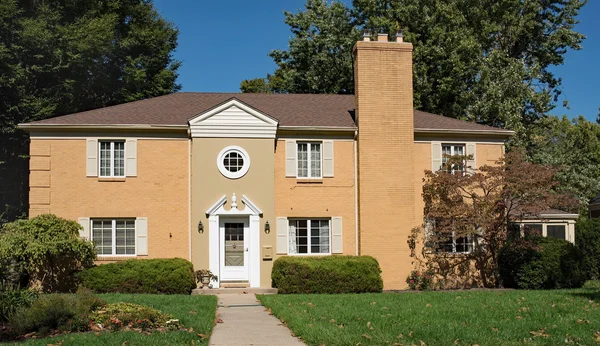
406, 269, 435, 290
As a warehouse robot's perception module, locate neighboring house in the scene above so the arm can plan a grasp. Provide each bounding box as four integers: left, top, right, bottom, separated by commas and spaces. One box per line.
20, 34, 518, 290
589, 193, 600, 218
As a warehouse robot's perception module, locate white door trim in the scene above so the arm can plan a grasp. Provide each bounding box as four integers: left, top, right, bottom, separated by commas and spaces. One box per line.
206, 193, 262, 288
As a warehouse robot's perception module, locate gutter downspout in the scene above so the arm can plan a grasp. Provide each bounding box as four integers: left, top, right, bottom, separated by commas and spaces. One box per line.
188, 129, 192, 261
354, 130, 359, 256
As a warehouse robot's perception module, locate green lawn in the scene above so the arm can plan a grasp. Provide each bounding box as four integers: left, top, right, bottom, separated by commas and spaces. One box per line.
7, 294, 217, 346
258, 289, 600, 346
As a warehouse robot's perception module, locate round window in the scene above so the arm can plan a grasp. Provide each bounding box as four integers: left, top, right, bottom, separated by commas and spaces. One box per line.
217, 146, 250, 179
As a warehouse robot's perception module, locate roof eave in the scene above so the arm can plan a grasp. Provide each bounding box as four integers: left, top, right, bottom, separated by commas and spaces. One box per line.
278, 126, 357, 132
414, 128, 514, 137
18, 123, 188, 131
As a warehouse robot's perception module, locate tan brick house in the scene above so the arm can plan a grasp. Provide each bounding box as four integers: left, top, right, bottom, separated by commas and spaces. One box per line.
20, 35, 515, 289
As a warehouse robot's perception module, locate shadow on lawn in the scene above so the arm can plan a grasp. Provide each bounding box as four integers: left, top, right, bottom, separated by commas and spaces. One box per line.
568, 289, 600, 301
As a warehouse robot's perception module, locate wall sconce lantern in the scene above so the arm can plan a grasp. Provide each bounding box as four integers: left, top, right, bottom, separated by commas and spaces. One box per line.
264, 221, 270, 234
198, 220, 204, 234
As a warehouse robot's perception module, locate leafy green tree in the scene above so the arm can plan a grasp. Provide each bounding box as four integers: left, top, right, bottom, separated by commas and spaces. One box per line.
0, 0, 181, 225
248, 0, 586, 142
0, 214, 96, 292
241, 0, 360, 94
528, 115, 600, 206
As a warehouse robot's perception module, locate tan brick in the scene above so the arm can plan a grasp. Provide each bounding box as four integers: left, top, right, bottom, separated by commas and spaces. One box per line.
29, 138, 189, 260
30, 171, 50, 187
30, 156, 50, 171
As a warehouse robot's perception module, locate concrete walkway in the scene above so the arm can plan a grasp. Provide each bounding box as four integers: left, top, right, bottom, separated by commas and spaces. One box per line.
209, 293, 305, 346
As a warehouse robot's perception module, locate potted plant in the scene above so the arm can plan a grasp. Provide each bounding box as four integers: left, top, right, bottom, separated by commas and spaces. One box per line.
195, 269, 218, 289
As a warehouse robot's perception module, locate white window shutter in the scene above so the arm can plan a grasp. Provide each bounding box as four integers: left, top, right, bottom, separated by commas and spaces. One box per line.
331, 217, 343, 254
285, 140, 297, 177
466, 143, 476, 173
323, 140, 334, 177
78, 218, 90, 241
86, 139, 98, 177
431, 142, 442, 172
276, 217, 288, 254
125, 139, 137, 177
136, 217, 148, 256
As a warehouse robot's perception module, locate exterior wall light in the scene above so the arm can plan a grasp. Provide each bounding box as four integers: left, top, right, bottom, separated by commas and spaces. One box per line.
264, 221, 270, 234
198, 220, 204, 234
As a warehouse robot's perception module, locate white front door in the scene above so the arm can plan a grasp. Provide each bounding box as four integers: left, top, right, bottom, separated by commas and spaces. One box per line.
219, 218, 249, 281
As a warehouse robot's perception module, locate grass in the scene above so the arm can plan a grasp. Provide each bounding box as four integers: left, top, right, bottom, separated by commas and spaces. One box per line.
258, 289, 600, 346
7, 294, 217, 346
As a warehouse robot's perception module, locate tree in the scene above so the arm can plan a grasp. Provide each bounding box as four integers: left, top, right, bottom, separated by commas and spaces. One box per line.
240, 0, 360, 94
407, 150, 578, 288
247, 0, 586, 142
0, 214, 96, 292
528, 115, 600, 207
0, 0, 181, 225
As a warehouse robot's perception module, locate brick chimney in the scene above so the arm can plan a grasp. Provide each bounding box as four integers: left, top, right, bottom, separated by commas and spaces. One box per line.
354, 33, 415, 289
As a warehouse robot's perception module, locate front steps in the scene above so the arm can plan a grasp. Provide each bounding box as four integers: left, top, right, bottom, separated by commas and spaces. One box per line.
191, 287, 277, 295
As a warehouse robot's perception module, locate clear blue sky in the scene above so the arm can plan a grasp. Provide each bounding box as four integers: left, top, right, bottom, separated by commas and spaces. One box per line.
154, 0, 599, 122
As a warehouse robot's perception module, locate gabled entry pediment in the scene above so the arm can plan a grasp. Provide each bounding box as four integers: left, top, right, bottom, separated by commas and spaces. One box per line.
189, 98, 278, 138
205, 193, 263, 216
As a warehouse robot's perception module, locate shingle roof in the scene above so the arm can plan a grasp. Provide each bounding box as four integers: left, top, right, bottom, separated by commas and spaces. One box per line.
22, 92, 512, 134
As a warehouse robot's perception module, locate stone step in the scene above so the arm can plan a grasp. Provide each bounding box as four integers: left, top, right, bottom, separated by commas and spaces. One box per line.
191, 287, 278, 295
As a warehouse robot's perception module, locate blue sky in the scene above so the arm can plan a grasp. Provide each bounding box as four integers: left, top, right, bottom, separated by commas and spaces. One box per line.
154, 0, 599, 122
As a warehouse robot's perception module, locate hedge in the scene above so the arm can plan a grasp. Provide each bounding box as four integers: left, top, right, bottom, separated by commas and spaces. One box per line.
498, 236, 585, 289
79, 258, 196, 294
271, 256, 383, 294
575, 218, 600, 280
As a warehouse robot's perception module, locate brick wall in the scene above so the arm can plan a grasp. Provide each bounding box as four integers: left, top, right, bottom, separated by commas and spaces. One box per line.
29, 138, 189, 261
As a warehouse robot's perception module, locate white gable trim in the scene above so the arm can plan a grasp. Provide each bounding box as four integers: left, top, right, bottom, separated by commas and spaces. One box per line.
205, 193, 263, 217
189, 99, 278, 138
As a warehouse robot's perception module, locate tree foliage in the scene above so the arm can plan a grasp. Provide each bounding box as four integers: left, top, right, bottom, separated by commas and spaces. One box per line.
0, 214, 96, 292
408, 150, 578, 288
528, 115, 600, 206
244, 0, 586, 141
0, 0, 181, 225
240, 0, 360, 94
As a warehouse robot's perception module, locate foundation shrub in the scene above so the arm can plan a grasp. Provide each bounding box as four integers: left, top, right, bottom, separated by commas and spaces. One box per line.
574, 218, 600, 280
498, 236, 585, 289
271, 256, 383, 294
80, 258, 196, 294
8, 289, 106, 336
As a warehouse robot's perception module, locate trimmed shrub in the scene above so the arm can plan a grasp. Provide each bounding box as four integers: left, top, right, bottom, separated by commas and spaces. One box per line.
271, 256, 383, 294
0, 214, 96, 292
498, 236, 585, 289
80, 258, 196, 294
583, 280, 600, 290
575, 218, 600, 280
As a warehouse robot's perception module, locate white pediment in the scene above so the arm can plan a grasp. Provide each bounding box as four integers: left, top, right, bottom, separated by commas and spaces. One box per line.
189, 99, 278, 138
205, 193, 263, 216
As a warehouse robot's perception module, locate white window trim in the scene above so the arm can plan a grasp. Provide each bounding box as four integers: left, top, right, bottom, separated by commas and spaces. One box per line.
442, 143, 466, 175
516, 221, 569, 241
217, 146, 251, 179
426, 218, 474, 254
297, 142, 322, 179
288, 218, 331, 255
91, 218, 137, 257
98, 141, 126, 178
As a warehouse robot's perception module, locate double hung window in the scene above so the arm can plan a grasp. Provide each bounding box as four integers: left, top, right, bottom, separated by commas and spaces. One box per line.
99, 141, 125, 177
288, 219, 330, 254
91, 219, 136, 256
441, 144, 465, 174
297, 142, 322, 178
